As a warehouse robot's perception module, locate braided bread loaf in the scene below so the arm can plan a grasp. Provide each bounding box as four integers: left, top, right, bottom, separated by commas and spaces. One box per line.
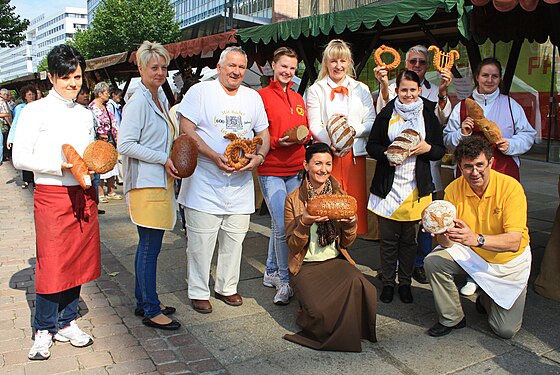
307, 194, 357, 220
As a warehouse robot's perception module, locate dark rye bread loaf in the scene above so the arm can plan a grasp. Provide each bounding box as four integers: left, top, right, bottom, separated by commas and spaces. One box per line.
171, 135, 198, 178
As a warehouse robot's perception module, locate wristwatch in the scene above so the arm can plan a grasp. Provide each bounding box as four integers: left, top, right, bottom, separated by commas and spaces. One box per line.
438, 94, 448, 101
477, 234, 485, 247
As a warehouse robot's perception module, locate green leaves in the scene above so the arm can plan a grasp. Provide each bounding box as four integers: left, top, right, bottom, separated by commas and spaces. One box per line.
0, 0, 30, 48
73, 0, 181, 59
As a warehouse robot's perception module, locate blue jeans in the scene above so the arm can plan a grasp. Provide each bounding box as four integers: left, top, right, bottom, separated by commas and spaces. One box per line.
135, 226, 164, 318
34, 286, 81, 334
92, 173, 100, 202
416, 193, 437, 268
415, 227, 433, 268
258, 174, 300, 283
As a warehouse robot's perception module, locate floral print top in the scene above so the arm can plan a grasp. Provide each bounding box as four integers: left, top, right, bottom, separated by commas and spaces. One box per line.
89, 102, 117, 138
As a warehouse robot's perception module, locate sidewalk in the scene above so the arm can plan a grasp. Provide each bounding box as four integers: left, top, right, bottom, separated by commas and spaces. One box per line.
1, 159, 559, 374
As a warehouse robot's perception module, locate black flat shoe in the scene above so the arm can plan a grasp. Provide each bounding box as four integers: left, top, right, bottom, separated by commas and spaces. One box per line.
428, 317, 466, 337
412, 266, 429, 284
398, 285, 413, 304
380, 286, 394, 303
135, 306, 176, 317
141, 317, 181, 330
475, 295, 487, 315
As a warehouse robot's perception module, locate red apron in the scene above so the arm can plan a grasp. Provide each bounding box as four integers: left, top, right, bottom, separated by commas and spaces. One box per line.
458, 100, 520, 181
331, 152, 368, 234
34, 184, 101, 294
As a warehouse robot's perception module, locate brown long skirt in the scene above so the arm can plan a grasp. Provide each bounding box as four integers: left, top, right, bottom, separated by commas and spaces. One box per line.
284, 258, 377, 352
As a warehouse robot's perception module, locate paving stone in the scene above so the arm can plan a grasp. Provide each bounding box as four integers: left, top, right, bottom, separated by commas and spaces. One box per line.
106, 359, 156, 374
91, 324, 129, 338
148, 349, 177, 365
142, 338, 169, 352
77, 350, 114, 368
91, 334, 139, 351
24, 356, 80, 374
156, 361, 194, 374
110, 345, 150, 364
88, 314, 123, 328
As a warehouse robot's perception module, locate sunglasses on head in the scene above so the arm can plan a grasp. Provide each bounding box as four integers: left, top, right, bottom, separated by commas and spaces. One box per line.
408, 59, 428, 66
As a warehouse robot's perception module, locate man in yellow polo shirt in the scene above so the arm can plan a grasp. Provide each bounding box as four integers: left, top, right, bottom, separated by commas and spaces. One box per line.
424, 136, 531, 339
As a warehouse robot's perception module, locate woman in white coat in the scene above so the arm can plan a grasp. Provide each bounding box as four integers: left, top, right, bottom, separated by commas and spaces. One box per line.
306, 39, 375, 234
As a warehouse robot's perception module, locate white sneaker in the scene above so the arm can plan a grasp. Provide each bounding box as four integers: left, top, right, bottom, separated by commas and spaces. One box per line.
54, 320, 93, 347
273, 283, 293, 305
460, 281, 478, 296
28, 330, 53, 360
263, 271, 281, 288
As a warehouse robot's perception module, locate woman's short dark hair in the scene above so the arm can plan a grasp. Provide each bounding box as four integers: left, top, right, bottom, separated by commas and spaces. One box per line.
79, 84, 91, 96
19, 84, 35, 101
47, 44, 86, 78
305, 142, 334, 162
109, 87, 122, 97
396, 69, 421, 88
454, 136, 494, 164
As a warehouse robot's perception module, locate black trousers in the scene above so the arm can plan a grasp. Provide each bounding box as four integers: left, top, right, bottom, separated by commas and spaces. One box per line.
378, 216, 418, 287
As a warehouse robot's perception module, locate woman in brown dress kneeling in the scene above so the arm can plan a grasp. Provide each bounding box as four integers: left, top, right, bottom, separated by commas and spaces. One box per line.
283, 142, 377, 352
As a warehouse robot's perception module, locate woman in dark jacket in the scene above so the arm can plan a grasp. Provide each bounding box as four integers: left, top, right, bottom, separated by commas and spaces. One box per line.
366, 70, 444, 304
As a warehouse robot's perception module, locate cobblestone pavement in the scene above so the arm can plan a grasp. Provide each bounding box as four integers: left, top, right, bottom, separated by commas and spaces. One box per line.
1, 158, 560, 375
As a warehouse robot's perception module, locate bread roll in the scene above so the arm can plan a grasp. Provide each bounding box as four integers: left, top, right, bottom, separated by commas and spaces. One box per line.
83, 140, 118, 174
326, 115, 355, 153
307, 194, 357, 220
283, 125, 309, 143
422, 200, 457, 234
62, 144, 92, 190
171, 135, 198, 178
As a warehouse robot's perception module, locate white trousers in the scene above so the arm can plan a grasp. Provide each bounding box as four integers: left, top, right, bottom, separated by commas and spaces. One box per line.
186, 209, 250, 300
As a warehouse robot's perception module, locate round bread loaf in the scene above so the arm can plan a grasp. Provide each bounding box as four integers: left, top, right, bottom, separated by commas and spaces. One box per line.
307, 194, 357, 220
171, 135, 198, 178
83, 140, 118, 174
422, 200, 457, 234
386, 144, 408, 165
326, 115, 355, 153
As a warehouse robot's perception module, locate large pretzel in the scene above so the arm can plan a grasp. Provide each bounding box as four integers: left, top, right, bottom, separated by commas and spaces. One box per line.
224, 133, 263, 170
428, 45, 460, 72
374, 45, 401, 71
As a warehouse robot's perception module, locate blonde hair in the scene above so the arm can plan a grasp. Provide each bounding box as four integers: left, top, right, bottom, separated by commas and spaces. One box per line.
317, 39, 355, 81
136, 41, 170, 70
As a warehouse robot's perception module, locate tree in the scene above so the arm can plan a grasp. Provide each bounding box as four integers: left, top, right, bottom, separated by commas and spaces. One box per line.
0, 0, 30, 48
73, 0, 181, 59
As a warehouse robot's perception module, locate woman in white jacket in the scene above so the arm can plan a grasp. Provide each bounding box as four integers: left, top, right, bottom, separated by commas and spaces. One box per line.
306, 39, 375, 234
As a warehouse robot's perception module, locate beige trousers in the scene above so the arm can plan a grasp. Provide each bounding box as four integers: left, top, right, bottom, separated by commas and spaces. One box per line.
424, 247, 527, 339
186, 209, 250, 300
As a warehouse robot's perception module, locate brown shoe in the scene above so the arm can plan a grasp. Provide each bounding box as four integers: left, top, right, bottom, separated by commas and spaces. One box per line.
191, 299, 212, 314
215, 292, 243, 306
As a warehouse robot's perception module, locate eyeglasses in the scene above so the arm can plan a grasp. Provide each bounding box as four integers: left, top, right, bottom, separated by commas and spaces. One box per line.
408, 59, 428, 66
461, 162, 489, 174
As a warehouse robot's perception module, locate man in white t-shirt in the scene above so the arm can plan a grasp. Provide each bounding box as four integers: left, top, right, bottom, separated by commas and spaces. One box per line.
177, 46, 270, 314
